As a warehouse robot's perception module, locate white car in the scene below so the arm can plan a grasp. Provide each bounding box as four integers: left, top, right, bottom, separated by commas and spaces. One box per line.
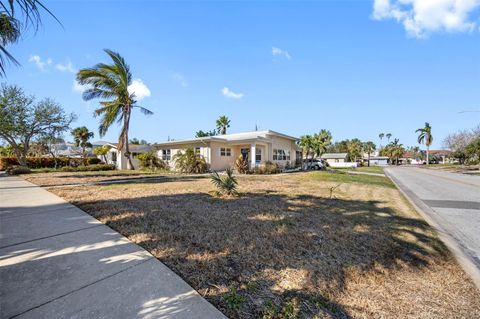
304, 160, 325, 170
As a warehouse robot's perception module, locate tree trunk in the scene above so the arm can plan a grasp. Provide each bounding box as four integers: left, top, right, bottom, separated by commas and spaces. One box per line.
123, 107, 135, 170
82, 146, 86, 166
426, 146, 429, 165
367, 153, 370, 167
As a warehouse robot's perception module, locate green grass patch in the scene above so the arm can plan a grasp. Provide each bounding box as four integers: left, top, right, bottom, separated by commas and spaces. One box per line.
308, 170, 395, 188
331, 166, 385, 174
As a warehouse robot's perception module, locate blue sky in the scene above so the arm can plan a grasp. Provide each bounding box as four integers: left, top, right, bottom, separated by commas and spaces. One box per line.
9, 0, 480, 149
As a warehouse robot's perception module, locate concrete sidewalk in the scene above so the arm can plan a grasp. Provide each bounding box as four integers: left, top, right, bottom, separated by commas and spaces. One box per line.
0, 174, 226, 319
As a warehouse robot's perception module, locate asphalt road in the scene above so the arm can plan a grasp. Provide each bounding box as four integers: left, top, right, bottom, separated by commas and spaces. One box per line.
385, 166, 480, 285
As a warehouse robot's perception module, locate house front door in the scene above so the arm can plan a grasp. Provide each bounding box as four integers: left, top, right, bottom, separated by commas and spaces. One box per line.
240, 148, 250, 160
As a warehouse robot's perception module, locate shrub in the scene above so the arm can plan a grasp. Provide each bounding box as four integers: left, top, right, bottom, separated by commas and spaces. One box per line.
234, 154, 249, 174
173, 148, 208, 174
223, 287, 245, 310
6, 166, 32, 175
0, 157, 86, 170
210, 168, 238, 196
87, 157, 102, 165
136, 152, 169, 171
254, 161, 280, 174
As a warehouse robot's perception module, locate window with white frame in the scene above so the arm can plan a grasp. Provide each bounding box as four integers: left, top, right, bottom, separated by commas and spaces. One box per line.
220, 147, 231, 156
273, 149, 290, 161
161, 149, 171, 161
255, 148, 262, 161
194, 147, 201, 155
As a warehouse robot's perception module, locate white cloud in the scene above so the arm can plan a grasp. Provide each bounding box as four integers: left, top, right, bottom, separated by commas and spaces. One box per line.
222, 87, 244, 99
372, 0, 480, 38
128, 79, 151, 101
272, 46, 291, 59
72, 80, 88, 93
56, 61, 76, 73
28, 55, 52, 71
172, 73, 188, 87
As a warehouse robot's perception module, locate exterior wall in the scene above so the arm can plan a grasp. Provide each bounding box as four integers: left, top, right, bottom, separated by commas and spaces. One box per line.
210, 142, 237, 171
269, 135, 299, 167
156, 143, 212, 170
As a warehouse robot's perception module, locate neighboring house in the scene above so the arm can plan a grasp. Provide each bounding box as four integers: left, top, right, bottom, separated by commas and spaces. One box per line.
103, 143, 154, 170
321, 153, 348, 164
154, 130, 300, 171
50, 142, 88, 158
367, 156, 389, 166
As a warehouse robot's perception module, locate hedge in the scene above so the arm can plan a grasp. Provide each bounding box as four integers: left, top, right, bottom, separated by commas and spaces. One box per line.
0, 157, 103, 170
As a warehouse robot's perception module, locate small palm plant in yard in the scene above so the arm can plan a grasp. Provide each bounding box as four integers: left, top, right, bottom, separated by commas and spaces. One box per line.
234, 154, 249, 174
210, 168, 238, 196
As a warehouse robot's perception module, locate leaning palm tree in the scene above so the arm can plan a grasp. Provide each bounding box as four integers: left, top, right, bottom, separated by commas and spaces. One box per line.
216, 115, 230, 135
416, 122, 433, 165
76, 49, 153, 170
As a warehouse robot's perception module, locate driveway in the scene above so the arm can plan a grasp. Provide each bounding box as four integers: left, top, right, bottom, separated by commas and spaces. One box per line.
385, 166, 480, 287
0, 174, 226, 319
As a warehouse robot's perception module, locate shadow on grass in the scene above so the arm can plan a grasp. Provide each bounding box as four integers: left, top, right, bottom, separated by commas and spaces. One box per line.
73, 190, 448, 318
31, 174, 209, 187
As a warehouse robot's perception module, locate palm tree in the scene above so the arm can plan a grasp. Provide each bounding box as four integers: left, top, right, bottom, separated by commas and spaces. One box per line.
216, 115, 230, 135
386, 133, 392, 143
416, 122, 433, 165
363, 141, 376, 167
382, 138, 405, 165
76, 49, 153, 170
299, 135, 314, 169
71, 126, 94, 165
0, 1, 60, 76
312, 129, 332, 158
379, 133, 384, 148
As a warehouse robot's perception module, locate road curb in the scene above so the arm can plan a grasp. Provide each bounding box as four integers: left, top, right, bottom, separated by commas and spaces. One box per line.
384, 168, 480, 290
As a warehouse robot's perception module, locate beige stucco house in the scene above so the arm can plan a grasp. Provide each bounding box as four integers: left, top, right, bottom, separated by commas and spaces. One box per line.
154, 130, 301, 171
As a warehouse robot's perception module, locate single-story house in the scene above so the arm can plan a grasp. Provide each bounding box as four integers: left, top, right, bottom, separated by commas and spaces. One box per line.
367, 156, 389, 166
103, 143, 154, 170
320, 153, 348, 164
154, 130, 301, 171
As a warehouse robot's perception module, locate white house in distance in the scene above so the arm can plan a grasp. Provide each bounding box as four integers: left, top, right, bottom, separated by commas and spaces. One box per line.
154, 130, 301, 171
103, 143, 154, 170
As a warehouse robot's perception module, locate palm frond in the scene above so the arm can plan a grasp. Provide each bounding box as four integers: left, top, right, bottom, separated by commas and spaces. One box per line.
134, 105, 153, 115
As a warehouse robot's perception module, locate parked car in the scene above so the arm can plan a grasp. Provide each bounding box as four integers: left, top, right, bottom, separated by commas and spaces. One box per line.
304, 159, 326, 170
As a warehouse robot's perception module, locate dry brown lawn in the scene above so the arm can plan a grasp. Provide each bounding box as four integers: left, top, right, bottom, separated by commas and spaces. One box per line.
25, 171, 480, 318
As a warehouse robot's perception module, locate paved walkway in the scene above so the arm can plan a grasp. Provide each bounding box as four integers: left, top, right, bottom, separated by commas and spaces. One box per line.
0, 174, 226, 319
385, 166, 480, 289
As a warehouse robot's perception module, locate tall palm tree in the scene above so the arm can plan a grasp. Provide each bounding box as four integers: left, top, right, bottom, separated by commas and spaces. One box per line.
386, 133, 392, 143
416, 122, 433, 165
77, 49, 153, 170
299, 135, 314, 169
0, 0, 60, 76
71, 126, 94, 165
379, 133, 384, 148
363, 141, 376, 167
312, 129, 332, 158
216, 115, 230, 135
